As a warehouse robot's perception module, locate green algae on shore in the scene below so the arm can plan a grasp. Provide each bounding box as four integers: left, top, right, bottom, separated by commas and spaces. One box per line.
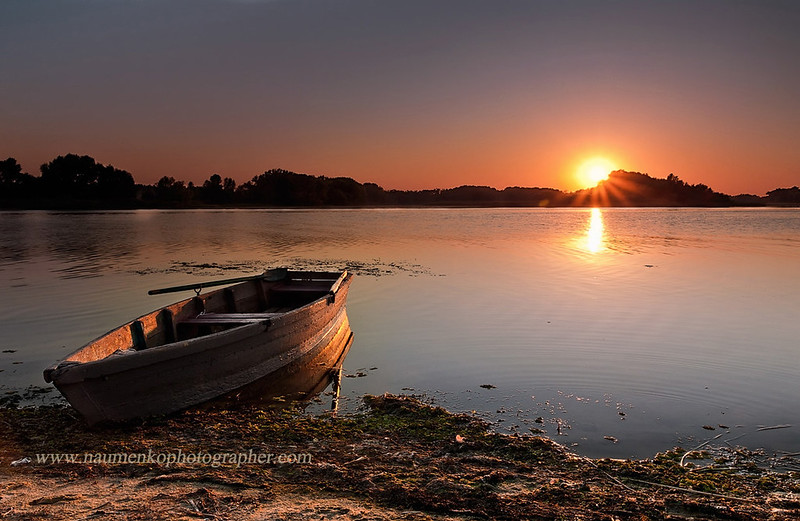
1, 394, 799, 520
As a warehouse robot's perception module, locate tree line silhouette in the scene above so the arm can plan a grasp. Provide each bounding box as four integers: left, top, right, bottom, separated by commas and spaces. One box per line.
1, 154, 797, 209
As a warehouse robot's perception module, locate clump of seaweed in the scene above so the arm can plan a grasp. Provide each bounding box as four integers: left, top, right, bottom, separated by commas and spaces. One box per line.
134, 258, 438, 278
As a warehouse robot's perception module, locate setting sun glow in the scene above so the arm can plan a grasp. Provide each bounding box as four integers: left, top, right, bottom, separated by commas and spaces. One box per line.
576, 157, 616, 189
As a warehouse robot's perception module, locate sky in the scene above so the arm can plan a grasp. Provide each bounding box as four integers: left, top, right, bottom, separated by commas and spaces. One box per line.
1, 0, 799, 194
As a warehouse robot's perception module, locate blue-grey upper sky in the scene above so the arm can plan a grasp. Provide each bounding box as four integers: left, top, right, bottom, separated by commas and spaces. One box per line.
2, 0, 799, 193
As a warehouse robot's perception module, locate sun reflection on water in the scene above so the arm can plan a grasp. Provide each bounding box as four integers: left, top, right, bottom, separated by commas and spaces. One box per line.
585, 208, 605, 253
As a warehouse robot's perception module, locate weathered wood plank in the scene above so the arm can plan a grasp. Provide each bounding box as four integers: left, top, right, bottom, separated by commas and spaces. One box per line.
130, 320, 147, 351
179, 312, 282, 325
271, 284, 332, 293
193, 313, 284, 320
160, 309, 176, 344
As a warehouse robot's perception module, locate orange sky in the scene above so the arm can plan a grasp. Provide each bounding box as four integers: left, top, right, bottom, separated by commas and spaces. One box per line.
2, 1, 799, 195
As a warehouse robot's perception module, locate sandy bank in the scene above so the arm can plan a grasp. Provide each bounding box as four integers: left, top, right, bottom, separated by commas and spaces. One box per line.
1, 395, 799, 520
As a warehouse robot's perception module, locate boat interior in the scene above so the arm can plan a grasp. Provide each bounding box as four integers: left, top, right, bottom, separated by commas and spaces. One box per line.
172, 272, 341, 341
66, 271, 346, 364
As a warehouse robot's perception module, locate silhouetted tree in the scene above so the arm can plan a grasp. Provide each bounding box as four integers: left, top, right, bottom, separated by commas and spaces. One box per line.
96, 164, 136, 200
39, 154, 134, 201
154, 176, 189, 203
501, 187, 565, 206
222, 177, 236, 202
1, 157, 22, 186
0, 158, 38, 201
576, 170, 731, 207
201, 173, 224, 204
323, 176, 366, 205
363, 182, 388, 204
766, 186, 800, 205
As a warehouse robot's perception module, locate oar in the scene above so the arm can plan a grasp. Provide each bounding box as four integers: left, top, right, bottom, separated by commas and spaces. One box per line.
148, 267, 288, 295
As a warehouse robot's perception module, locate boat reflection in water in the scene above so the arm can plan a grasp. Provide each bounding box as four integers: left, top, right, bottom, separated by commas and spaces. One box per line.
211, 312, 354, 413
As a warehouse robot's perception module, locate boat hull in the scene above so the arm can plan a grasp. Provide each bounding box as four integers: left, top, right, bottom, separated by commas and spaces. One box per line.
211, 313, 353, 408
46, 272, 353, 424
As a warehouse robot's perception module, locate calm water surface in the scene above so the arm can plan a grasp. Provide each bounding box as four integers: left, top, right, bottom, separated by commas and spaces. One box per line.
0, 208, 798, 458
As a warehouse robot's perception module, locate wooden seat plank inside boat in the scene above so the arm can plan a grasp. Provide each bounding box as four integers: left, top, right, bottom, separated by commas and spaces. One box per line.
270, 283, 333, 294
180, 317, 269, 326
180, 312, 282, 325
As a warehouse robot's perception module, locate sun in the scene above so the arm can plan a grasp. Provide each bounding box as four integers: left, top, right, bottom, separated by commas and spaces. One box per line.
576, 157, 616, 189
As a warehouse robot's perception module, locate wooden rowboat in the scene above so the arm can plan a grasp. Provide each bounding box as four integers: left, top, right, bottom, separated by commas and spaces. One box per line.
43, 269, 353, 424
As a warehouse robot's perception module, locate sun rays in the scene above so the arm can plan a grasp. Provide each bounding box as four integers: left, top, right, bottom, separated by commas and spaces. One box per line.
575, 157, 616, 189
570, 170, 640, 207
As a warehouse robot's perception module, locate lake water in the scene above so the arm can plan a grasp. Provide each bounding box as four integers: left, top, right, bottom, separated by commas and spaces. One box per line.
0, 208, 798, 458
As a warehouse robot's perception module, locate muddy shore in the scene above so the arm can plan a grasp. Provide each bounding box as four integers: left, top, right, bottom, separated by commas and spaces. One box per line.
1, 395, 799, 520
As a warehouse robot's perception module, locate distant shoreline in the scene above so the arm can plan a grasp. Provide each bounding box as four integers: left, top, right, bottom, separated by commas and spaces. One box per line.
1, 201, 798, 211
3, 155, 799, 210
